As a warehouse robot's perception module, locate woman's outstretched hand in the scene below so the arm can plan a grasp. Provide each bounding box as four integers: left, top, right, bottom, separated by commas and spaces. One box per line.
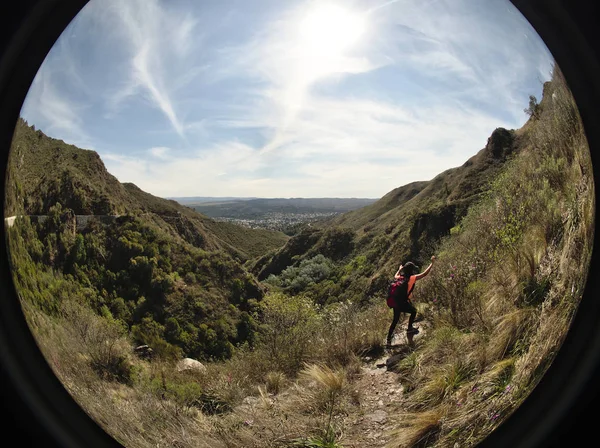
431, 256, 436, 263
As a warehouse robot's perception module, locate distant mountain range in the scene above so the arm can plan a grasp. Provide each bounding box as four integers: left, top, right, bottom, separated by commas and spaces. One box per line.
169, 197, 378, 205
167, 197, 259, 204
186, 198, 379, 220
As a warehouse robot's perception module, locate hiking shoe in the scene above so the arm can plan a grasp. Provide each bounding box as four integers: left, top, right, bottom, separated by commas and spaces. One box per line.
406, 327, 420, 335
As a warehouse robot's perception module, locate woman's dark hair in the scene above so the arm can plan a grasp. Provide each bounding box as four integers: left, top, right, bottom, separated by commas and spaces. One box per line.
402, 262, 419, 275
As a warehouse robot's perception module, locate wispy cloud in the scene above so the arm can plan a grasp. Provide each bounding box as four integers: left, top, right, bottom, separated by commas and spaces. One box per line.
211, 0, 552, 163
21, 60, 90, 147
100, 140, 265, 197
98, 92, 507, 198
21, 0, 555, 198
369, 0, 553, 117
218, 1, 385, 155
95, 0, 203, 138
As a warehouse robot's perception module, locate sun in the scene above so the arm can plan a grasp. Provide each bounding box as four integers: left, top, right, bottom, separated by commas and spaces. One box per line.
297, 4, 366, 61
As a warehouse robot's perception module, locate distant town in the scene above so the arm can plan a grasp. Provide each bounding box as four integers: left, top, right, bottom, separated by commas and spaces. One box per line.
213, 211, 339, 231
171, 197, 376, 233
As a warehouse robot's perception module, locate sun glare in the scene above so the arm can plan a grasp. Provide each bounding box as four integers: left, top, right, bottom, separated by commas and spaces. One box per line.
298, 4, 366, 60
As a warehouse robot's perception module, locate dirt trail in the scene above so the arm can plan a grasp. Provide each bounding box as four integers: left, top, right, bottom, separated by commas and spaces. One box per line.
340, 324, 428, 448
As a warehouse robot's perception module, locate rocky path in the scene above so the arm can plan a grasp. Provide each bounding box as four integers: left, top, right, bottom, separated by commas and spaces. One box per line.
340, 324, 428, 448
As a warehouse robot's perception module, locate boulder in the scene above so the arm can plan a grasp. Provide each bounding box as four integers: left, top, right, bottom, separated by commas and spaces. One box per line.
134, 345, 153, 359
176, 358, 206, 373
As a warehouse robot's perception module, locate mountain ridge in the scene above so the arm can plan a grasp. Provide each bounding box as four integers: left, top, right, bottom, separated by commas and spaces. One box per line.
6, 120, 289, 261
251, 125, 520, 294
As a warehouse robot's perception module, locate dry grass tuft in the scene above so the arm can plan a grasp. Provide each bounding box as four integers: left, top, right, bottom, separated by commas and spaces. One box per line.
487, 308, 536, 361
409, 360, 474, 410
420, 325, 462, 364
300, 363, 346, 392
477, 357, 516, 398
265, 371, 286, 395
389, 405, 448, 448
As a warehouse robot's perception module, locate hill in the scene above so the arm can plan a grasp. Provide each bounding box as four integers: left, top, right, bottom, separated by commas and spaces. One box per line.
5, 119, 289, 261
4, 121, 289, 361
251, 124, 521, 292
169, 196, 259, 204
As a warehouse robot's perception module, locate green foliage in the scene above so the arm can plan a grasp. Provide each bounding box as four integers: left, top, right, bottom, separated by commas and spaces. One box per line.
313, 227, 355, 260
257, 292, 320, 375
131, 316, 182, 361
523, 94, 541, 119
265, 254, 336, 294
61, 300, 136, 385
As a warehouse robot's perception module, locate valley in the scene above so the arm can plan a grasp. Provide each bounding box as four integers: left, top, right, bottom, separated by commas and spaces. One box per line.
175, 197, 379, 233
3, 65, 594, 448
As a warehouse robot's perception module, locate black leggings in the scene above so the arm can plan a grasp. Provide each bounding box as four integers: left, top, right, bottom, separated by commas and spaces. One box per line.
387, 301, 417, 342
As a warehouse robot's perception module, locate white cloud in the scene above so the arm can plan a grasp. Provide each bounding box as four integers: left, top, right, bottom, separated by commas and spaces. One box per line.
96, 0, 202, 138
99, 140, 267, 197
209, 0, 553, 164
21, 62, 91, 147
372, 0, 554, 118
218, 1, 387, 155
94, 0, 552, 198
148, 147, 171, 159
22, 0, 555, 199
98, 91, 507, 198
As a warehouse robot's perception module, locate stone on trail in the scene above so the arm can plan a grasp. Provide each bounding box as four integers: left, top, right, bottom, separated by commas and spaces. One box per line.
365, 409, 388, 424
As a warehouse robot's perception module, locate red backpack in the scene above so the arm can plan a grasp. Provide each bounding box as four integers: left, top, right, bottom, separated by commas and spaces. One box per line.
387, 275, 413, 308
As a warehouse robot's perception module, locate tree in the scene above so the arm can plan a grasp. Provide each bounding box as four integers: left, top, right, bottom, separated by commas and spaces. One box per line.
524, 95, 541, 119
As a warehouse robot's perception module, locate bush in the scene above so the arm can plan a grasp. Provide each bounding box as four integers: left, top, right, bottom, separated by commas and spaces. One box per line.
61, 300, 136, 384
258, 292, 321, 375
265, 255, 336, 294
131, 316, 182, 361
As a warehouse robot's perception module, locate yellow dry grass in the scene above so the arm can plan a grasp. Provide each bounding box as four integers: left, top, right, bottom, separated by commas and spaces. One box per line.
388, 405, 448, 448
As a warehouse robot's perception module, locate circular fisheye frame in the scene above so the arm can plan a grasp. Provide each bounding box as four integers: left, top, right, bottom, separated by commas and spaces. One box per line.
1, 1, 599, 448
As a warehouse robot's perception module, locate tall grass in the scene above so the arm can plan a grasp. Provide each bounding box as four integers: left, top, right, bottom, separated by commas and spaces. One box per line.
390, 63, 594, 447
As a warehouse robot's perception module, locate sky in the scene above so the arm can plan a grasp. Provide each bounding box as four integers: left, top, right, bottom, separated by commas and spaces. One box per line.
20, 0, 554, 199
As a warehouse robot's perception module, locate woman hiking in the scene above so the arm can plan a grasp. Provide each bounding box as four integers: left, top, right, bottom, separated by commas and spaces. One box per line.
386, 255, 436, 346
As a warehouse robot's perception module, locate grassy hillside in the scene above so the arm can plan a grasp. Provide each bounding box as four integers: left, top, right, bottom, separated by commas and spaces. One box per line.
377, 65, 594, 446
4, 120, 289, 363
121, 182, 289, 260
5, 120, 289, 261
3, 63, 594, 448
6, 121, 136, 216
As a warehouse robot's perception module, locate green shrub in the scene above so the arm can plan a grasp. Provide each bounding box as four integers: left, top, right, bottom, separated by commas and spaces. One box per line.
265, 255, 336, 294
258, 292, 320, 375
61, 300, 136, 385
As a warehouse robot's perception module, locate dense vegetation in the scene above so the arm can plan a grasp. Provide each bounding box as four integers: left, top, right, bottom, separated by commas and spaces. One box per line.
7, 206, 266, 362
4, 64, 594, 448
5, 120, 292, 362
